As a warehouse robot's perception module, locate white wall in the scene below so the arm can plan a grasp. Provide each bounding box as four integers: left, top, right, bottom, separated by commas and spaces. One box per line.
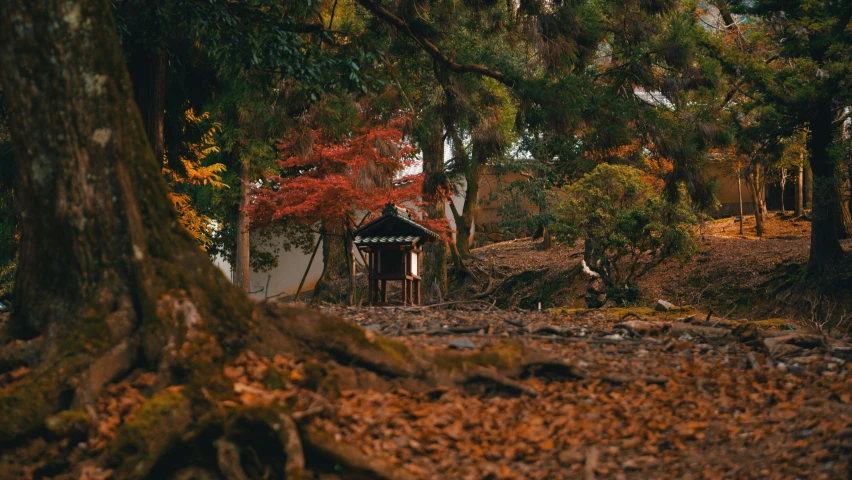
215, 233, 326, 300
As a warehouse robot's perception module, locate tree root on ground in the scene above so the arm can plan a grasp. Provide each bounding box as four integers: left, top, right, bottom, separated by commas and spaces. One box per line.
0, 303, 595, 479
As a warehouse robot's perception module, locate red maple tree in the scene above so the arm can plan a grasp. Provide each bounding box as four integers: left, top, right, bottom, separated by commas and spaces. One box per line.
248, 117, 449, 237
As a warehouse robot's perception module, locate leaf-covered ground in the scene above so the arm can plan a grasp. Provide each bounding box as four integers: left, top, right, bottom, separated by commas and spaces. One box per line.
4, 213, 851, 480
304, 305, 852, 479
4, 303, 849, 479
468, 213, 852, 325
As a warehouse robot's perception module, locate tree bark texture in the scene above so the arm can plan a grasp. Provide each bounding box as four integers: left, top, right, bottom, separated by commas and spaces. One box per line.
835, 176, 852, 239
234, 161, 252, 293
420, 122, 448, 297
0, 0, 253, 417
745, 164, 766, 238
806, 100, 844, 274
451, 163, 481, 258
128, 47, 167, 165
805, 165, 814, 210
313, 221, 353, 303
795, 165, 804, 217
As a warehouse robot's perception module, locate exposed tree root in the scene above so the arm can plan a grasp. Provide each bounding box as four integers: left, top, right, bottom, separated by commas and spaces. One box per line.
460, 366, 538, 397
301, 426, 416, 480
0, 302, 599, 479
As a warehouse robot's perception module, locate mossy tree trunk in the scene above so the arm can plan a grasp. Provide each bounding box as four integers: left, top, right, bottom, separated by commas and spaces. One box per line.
0, 0, 254, 436
420, 121, 449, 297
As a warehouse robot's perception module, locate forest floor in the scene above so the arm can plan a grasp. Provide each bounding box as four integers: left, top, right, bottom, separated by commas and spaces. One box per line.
466, 212, 852, 330
4, 214, 852, 480
304, 303, 852, 479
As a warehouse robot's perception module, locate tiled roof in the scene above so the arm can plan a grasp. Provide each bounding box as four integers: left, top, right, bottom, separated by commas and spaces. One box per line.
354, 235, 418, 245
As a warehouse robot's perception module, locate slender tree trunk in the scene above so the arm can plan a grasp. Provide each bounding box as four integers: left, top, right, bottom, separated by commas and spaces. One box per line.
420, 122, 448, 297
835, 176, 852, 239
804, 165, 814, 210
313, 221, 352, 303
780, 168, 787, 213
128, 48, 167, 165
234, 161, 252, 292
746, 164, 766, 237
837, 151, 852, 238
795, 165, 804, 217
848, 162, 852, 225
452, 164, 481, 258
737, 170, 744, 235
806, 100, 844, 274
0, 0, 253, 419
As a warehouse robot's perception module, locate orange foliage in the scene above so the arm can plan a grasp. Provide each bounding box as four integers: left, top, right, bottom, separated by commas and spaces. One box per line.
248, 116, 450, 237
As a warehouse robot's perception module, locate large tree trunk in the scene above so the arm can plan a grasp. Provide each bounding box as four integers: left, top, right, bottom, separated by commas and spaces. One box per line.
420, 122, 449, 298
0, 0, 254, 429
128, 48, 167, 165
795, 164, 804, 217
806, 100, 844, 274
234, 161, 252, 292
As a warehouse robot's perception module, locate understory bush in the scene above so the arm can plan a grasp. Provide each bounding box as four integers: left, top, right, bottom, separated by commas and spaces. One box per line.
553, 164, 697, 304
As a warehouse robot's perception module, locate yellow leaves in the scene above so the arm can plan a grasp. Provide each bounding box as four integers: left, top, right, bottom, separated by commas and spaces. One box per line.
162, 109, 227, 247
178, 159, 228, 188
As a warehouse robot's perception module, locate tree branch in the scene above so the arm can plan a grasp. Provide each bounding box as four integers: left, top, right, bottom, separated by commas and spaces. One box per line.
355, 0, 518, 88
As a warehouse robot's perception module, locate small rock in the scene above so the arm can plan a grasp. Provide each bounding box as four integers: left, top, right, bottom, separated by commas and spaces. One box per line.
790, 364, 805, 374
679, 314, 697, 323
776, 362, 789, 373
448, 338, 476, 350
365, 323, 382, 331
603, 334, 623, 341
636, 349, 649, 356
678, 333, 694, 342
654, 299, 675, 312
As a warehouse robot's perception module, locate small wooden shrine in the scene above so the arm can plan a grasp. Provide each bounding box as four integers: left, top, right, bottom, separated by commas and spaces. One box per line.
354, 203, 439, 305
